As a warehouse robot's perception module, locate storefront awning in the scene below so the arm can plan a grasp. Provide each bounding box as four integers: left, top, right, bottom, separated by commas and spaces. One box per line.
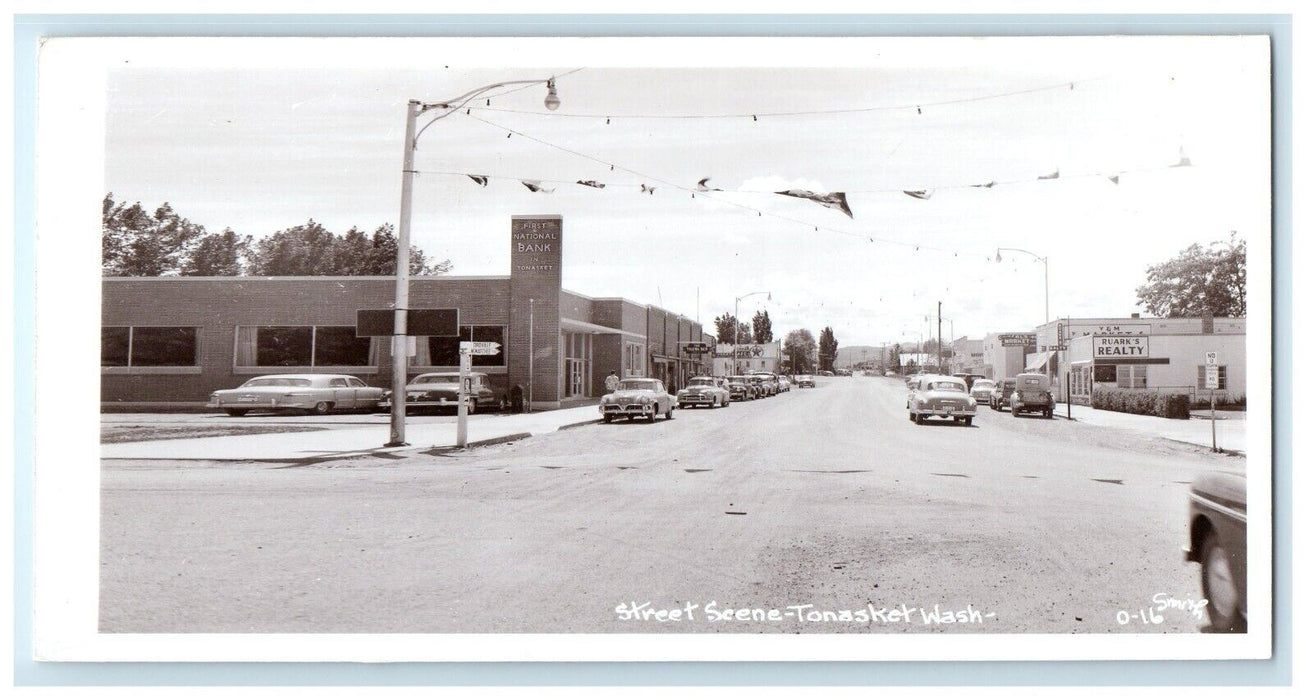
559, 317, 645, 339
1026, 350, 1056, 372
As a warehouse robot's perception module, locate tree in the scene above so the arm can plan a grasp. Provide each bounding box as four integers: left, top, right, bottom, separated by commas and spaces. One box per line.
245, 220, 453, 276
783, 329, 818, 373
818, 327, 839, 372
103, 193, 208, 276
182, 228, 250, 276
890, 343, 903, 373
713, 313, 752, 344
751, 310, 773, 343
1136, 233, 1247, 318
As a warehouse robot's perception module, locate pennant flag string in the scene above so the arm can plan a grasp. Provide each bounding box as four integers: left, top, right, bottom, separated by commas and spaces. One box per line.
774, 190, 854, 219
466, 174, 489, 187
903, 190, 933, 200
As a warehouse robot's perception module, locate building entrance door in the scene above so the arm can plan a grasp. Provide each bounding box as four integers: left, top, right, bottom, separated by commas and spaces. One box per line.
567, 359, 585, 398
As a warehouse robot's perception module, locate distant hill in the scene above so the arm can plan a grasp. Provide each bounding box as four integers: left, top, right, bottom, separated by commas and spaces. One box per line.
834, 345, 889, 368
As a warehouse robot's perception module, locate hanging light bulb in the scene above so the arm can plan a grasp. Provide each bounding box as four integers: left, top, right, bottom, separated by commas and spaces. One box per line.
543, 78, 561, 111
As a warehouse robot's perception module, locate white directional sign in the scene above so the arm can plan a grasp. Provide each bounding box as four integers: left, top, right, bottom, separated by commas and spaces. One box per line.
1205, 365, 1220, 389
460, 341, 501, 356
1205, 351, 1218, 366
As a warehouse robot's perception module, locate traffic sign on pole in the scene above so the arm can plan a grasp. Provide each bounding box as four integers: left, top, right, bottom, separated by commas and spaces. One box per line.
1205, 351, 1218, 366
1204, 365, 1220, 390
461, 341, 501, 356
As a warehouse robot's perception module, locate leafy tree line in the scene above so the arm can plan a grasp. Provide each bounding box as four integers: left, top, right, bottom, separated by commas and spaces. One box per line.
1136, 233, 1246, 318
103, 193, 451, 276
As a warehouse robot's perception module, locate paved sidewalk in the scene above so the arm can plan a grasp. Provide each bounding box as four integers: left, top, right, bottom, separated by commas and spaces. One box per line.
101, 406, 602, 462
1056, 403, 1246, 454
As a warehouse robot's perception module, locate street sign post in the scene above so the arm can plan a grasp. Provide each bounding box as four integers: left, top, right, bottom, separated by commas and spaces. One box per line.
456, 345, 476, 448
357, 307, 459, 448
463, 341, 501, 356
1205, 352, 1219, 452
681, 341, 712, 354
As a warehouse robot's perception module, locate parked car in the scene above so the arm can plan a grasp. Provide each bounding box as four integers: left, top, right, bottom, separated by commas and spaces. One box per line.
749, 372, 781, 395
1010, 372, 1054, 418
1185, 469, 1247, 632
796, 374, 816, 388
747, 374, 777, 397
990, 378, 1018, 411
818, 370, 834, 377
969, 378, 996, 403
907, 374, 976, 425
726, 375, 758, 401
884, 370, 898, 378
677, 376, 731, 409
600, 377, 676, 422
380, 371, 505, 414
776, 376, 792, 392
208, 374, 384, 416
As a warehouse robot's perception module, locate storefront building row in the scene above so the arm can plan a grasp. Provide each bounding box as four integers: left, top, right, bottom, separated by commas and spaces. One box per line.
102, 216, 713, 410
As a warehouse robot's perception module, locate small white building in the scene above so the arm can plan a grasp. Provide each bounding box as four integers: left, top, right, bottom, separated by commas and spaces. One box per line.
1047, 316, 1246, 405
982, 332, 1035, 380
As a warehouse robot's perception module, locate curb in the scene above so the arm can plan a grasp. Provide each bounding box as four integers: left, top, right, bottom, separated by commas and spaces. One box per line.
421, 432, 534, 455
557, 417, 603, 431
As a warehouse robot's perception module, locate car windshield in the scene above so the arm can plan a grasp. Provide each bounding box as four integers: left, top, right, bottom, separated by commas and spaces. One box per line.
728, 376, 749, 383
243, 377, 311, 387
973, 380, 995, 389
415, 375, 459, 384
688, 378, 716, 387
619, 379, 659, 392
926, 381, 967, 392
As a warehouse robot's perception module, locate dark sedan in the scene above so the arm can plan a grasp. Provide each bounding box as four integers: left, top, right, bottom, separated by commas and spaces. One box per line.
1185, 469, 1247, 632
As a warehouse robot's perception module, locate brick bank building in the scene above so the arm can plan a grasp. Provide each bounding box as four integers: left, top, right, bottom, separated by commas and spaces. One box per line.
102, 216, 715, 410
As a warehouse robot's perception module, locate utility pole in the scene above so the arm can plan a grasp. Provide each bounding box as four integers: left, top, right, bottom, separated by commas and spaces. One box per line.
937, 301, 943, 374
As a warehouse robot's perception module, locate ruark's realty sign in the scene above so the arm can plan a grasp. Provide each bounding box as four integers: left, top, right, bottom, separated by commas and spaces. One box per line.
1094, 335, 1149, 358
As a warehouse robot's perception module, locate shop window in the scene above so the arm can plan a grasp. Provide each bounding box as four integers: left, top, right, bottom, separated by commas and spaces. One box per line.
424, 326, 507, 367
1116, 364, 1148, 389
1094, 364, 1117, 383
1197, 365, 1228, 390
101, 326, 198, 367
236, 326, 377, 367
314, 327, 373, 366
624, 341, 645, 377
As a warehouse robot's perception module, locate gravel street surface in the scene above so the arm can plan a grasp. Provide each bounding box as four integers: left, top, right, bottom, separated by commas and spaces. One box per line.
100, 377, 1241, 633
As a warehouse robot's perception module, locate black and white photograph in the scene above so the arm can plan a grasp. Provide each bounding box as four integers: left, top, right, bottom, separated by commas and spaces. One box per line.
31, 33, 1274, 663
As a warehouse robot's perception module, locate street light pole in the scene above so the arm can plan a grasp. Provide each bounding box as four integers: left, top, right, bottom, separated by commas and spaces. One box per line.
733, 291, 771, 375
996, 247, 1050, 323
385, 77, 560, 447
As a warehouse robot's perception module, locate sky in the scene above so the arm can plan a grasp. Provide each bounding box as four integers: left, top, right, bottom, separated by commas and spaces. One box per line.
102, 36, 1270, 348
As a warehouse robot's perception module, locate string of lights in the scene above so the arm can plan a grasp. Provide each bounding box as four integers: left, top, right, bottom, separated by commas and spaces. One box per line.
467, 73, 1117, 121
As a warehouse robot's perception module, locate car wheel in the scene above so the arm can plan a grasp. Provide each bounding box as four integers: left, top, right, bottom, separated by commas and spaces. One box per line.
914, 413, 924, 425
224, 409, 248, 417
602, 414, 613, 423
647, 411, 657, 423
963, 417, 973, 426
312, 401, 332, 415
1011, 405, 1019, 417
1200, 531, 1245, 632
665, 406, 674, 420
499, 398, 508, 412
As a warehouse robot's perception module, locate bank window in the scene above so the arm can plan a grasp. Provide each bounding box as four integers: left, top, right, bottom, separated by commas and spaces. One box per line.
102, 326, 198, 367
422, 326, 507, 367
235, 326, 377, 367
1116, 364, 1148, 389
1197, 365, 1228, 390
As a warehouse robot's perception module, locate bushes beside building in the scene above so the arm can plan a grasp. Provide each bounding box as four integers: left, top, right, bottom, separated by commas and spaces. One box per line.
1092, 388, 1191, 419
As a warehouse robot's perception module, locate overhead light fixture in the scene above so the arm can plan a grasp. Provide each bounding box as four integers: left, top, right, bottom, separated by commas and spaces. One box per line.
544, 79, 561, 111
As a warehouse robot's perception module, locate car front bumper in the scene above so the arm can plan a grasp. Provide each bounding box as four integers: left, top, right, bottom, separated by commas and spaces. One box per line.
912, 406, 976, 418
601, 404, 659, 417
678, 395, 716, 405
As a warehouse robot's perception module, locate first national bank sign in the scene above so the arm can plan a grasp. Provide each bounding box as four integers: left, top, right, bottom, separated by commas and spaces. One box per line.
512, 217, 561, 273
1094, 335, 1149, 359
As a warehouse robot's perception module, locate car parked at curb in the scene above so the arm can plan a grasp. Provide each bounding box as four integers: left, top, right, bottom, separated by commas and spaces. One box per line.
1010, 372, 1055, 418
677, 376, 731, 409
1185, 469, 1247, 632
796, 374, 816, 388
380, 371, 505, 414
747, 374, 777, 397
208, 374, 384, 416
776, 376, 792, 392
726, 376, 758, 401
990, 378, 1017, 411
600, 377, 676, 422
907, 374, 976, 426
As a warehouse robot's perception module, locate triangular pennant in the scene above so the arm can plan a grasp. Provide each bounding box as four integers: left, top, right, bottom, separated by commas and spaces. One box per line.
466, 174, 489, 187
576, 180, 606, 189
1174, 147, 1192, 167
521, 180, 555, 194
696, 178, 722, 192
1038, 169, 1060, 180
774, 189, 854, 219
1108, 175, 1121, 185
640, 184, 655, 195
970, 181, 997, 189
903, 190, 933, 200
